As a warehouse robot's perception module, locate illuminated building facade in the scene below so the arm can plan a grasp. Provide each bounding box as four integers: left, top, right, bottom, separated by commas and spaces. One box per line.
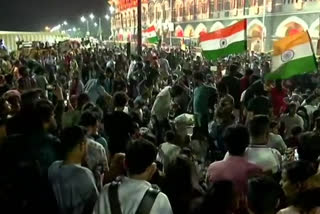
109, 0, 320, 51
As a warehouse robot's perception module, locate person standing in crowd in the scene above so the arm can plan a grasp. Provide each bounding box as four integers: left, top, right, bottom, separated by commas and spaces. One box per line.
281, 102, 304, 138
246, 115, 282, 174
193, 71, 217, 134
240, 68, 253, 94
220, 64, 241, 110
207, 125, 262, 196
93, 139, 173, 214
104, 92, 134, 155
271, 80, 288, 118
49, 126, 99, 214
79, 110, 108, 190
247, 176, 282, 214
151, 84, 184, 142
268, 121, 287, 155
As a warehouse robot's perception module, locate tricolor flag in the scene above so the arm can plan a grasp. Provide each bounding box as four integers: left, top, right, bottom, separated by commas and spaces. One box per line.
143, 26, 159, 44
267, 31, 317, 80
200, 20, 247, 60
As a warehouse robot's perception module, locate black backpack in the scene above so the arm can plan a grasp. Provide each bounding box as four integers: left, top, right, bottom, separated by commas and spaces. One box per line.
108, 182, 160, 214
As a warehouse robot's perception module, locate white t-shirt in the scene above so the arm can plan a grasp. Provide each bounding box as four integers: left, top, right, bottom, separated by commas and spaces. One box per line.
93, 177, 173, 214
151, 86, 172, 121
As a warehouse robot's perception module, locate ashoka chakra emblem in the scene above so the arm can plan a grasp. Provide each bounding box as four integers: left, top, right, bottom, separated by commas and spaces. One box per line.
281, 50, 295, 62
220, 39, 228, 48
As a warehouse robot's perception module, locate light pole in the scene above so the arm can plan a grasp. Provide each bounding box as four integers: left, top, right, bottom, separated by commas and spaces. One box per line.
137, 0, 142, 55
81, 16, 90, 36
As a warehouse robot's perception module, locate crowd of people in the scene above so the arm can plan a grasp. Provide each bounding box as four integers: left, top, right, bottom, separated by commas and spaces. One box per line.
1, 42, 320, 214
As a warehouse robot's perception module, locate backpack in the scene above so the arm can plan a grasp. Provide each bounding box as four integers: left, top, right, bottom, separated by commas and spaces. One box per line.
108, 182, 160, 214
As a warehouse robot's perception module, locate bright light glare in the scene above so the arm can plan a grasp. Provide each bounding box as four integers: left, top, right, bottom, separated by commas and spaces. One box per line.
89, 13, 95, 20
94, 22, 98, 27
81, 16, 86, 23
109, 6, 115, 14
63, 21, 68, 25
72, 27, 76, 32
105, 15, 110, 20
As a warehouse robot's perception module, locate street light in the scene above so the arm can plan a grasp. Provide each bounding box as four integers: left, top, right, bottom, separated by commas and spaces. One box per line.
94, 22, 98, 27
63, 21, 68, 25
105, 14, 110, 20
45, 26, 50, 31
109, 6, 115, 14
81, 16, 90, 36
89, 13, 95, 20
72, 27, 76, 32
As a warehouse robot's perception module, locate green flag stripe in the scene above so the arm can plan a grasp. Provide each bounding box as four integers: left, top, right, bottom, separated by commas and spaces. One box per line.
266, 56, 317, 80
148, 36, 159, 44
202, 40, 246, 60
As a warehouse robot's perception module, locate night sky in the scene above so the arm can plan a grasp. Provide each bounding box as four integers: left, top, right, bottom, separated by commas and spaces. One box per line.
0, 0, 109, 31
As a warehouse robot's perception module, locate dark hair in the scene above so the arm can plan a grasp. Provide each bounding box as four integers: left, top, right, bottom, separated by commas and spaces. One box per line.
113, 92, 128, 108
245, 68, 254, 76
298, 132, 320, 162
270, 121, 278, 130
165, 130, 175, 142
284, 161, 317, 184
249, 115, 270, 138
79, 111, 98, 127
193, 71, 205, 82
170, 85, 184, 98
248, 176, 282, 214
61, 126, 87, 156
229, 64, 239, 76
224, 125, 249, 156
125, 139, 157, 175
164, 155, 193, 193
34, 99, 54, 123
292, 188, 320, 214
77, 93, 90, 110
197, 180, 235, 214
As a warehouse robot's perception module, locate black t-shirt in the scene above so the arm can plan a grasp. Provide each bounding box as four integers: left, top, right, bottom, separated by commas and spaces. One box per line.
247, 96, 272, 116
104, 111, 135, 154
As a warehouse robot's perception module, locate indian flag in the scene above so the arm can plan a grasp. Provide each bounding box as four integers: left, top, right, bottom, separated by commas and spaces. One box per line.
143, 26, 159, 44
200, 20, 247, 60
267, 31, 317, 80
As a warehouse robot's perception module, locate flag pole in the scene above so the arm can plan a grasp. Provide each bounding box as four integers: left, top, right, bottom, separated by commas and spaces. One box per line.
261, 0, 267, 52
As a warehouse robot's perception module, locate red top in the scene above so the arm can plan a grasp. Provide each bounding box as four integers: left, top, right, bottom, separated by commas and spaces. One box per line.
271, 87, 288, 117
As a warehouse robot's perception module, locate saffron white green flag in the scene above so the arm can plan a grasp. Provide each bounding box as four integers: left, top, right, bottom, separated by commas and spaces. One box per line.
143, 26, 159, 44
199, 20, 247, 60
267, 31, 317, 80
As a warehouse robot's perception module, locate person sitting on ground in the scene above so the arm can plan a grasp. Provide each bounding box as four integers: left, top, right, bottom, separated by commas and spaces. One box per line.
93, 139, 173, 214
248, 176, 283, 214
267, 121, 287, 155
48, 126, 99, 214
207, 125, 262, 197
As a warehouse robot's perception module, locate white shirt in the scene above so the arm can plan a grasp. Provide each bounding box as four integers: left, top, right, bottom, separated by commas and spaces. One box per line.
93, 177, 173, 214
151, 86, 172, 121
245, 145, 282, 174
267, 133, 287, 155
281, 114, 304, 138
